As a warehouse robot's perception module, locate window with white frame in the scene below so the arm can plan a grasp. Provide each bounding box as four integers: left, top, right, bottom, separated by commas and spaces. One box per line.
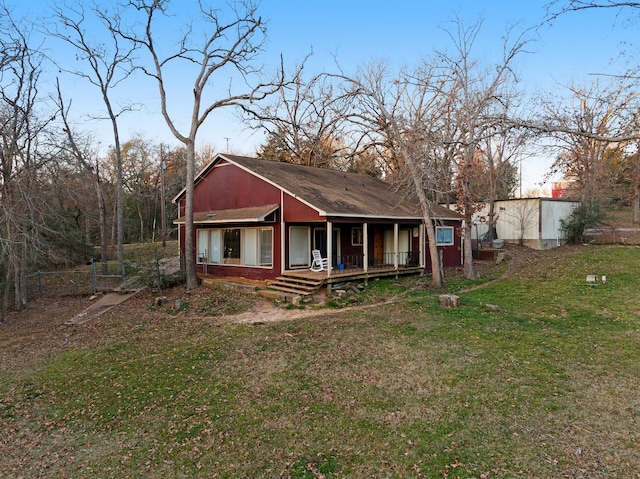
259, 228, 273, 266
435, 226, 454, 246
223, 229, 241, 264
196, 227, 273, 267
351, 227, 363, 246
197, 230, 209, 263
289, 226, 310, 268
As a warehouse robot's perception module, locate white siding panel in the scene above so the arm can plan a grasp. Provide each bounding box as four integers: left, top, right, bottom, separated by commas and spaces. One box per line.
449, 198, 579, 249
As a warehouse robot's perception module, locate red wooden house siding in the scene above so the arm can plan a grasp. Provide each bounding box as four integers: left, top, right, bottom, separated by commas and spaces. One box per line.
282, 192, 323, 222
423, 220, 463, 272
194, 161, 281, 211
178, 160, 286, 281
175, 154, 463, 282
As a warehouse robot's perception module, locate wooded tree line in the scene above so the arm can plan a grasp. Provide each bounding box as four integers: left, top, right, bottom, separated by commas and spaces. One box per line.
1, 0, 639, 317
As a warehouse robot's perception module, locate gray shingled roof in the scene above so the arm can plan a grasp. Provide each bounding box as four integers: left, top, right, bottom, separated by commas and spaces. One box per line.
178, 154, 461, 221
175, 204, 279, 225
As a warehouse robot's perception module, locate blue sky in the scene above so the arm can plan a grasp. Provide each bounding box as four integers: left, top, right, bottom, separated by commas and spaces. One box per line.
9, 0, 637, 193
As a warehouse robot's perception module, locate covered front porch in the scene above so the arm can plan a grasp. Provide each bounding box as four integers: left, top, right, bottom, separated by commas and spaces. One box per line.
267, 263, 424, 297
284, 220, 424, 278
287, 263, 423, 283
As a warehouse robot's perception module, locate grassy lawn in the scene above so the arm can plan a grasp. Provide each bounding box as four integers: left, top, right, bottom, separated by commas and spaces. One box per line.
1, 246, 639, 477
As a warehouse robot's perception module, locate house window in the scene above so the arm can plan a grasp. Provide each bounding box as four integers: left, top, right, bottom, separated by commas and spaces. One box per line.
436, 226, 454, 246
243, 228, 258, 266
223, 229, 241, 264
197, 229, 209, 263
197, 227, 273, 267
351, 227, 363, 246
209, 229, 221, 263
289, 226, 310, 268
259, 228, 273, 266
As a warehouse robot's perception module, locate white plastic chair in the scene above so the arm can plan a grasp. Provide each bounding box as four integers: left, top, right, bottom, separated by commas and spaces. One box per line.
310, 249, 328, 272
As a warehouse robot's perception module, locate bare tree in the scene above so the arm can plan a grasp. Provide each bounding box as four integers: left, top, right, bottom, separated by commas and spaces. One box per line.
46, 1, 138, 273
118, 0, 283, 290
339, 62, 452, 288
0, 5, 54, 320
479, 123, 527, 240
248, 67, 356, 169
546, 1, 640, 20
327, 20, 528, 284
55, 80, 110, 268
625, 143, 640, 222
436, 20, 529, 279
118, 136, 158, 242
539, 78, 638, 204
506, 200, 539, 246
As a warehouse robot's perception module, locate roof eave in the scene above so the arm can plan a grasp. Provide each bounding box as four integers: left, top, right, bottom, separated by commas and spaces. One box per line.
174, 217, 274, 225
326, 213, 462, 221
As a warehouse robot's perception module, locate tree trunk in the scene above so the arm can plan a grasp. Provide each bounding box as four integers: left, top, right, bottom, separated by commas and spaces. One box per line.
14, 233, 28, 312
85, 214, 91, 245
95, 171, 109, 274
424, 221, 444, 288
401, 148, 444, 288
184, 139, 198, 291
633, 182, 640, 224
462, 217, 476, 279
461, 146, 478, 280
113, 141, 124, 274
487, 196, 498, 241
110, 201, 117, 251
462, 199, 478, 280
1, 263, 12, 324
138, 203, 144, 243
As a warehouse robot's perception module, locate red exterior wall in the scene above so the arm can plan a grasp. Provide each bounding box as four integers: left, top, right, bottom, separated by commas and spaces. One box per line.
177, 158, 463, 281
423, 221, 463, 272
338, 223, 362, 260
178, 160, 324, 281
282, 192, 323, 222
194, 162, 281, 211
195, 221, 283, 281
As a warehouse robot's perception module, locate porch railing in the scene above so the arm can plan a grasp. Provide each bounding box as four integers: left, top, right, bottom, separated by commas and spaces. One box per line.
333, 251, 420, 273
334, 254, 364, 272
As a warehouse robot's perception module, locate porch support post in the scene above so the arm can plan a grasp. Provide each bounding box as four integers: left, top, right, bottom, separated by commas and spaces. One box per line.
326, 220, 333, 279
363, 222, 368, 273
394, 223, 399, 270
280, 190, 286, 274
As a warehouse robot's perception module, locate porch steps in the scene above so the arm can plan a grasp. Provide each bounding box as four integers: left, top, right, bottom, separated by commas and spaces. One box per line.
265, 274, 324, 296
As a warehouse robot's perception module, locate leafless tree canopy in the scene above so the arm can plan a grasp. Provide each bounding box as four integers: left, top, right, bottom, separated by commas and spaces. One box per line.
0, 5, 58, 320
113, 0, 286, 290
46, 1, 140, 273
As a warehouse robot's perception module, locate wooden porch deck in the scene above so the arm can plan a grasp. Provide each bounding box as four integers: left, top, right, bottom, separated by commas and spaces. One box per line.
283, 265, 424, 285
263, 264, 424, 298
199, 266, 425, 301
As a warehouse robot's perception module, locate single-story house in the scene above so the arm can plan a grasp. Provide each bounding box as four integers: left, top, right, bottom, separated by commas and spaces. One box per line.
469, 198, 580, 250
174, 154, 463, 283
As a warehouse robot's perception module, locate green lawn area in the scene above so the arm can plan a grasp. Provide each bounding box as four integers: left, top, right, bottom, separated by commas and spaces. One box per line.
1, 245, 639, 477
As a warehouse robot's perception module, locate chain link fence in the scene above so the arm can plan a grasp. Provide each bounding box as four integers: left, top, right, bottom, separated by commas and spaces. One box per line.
1, 243, 184, 303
